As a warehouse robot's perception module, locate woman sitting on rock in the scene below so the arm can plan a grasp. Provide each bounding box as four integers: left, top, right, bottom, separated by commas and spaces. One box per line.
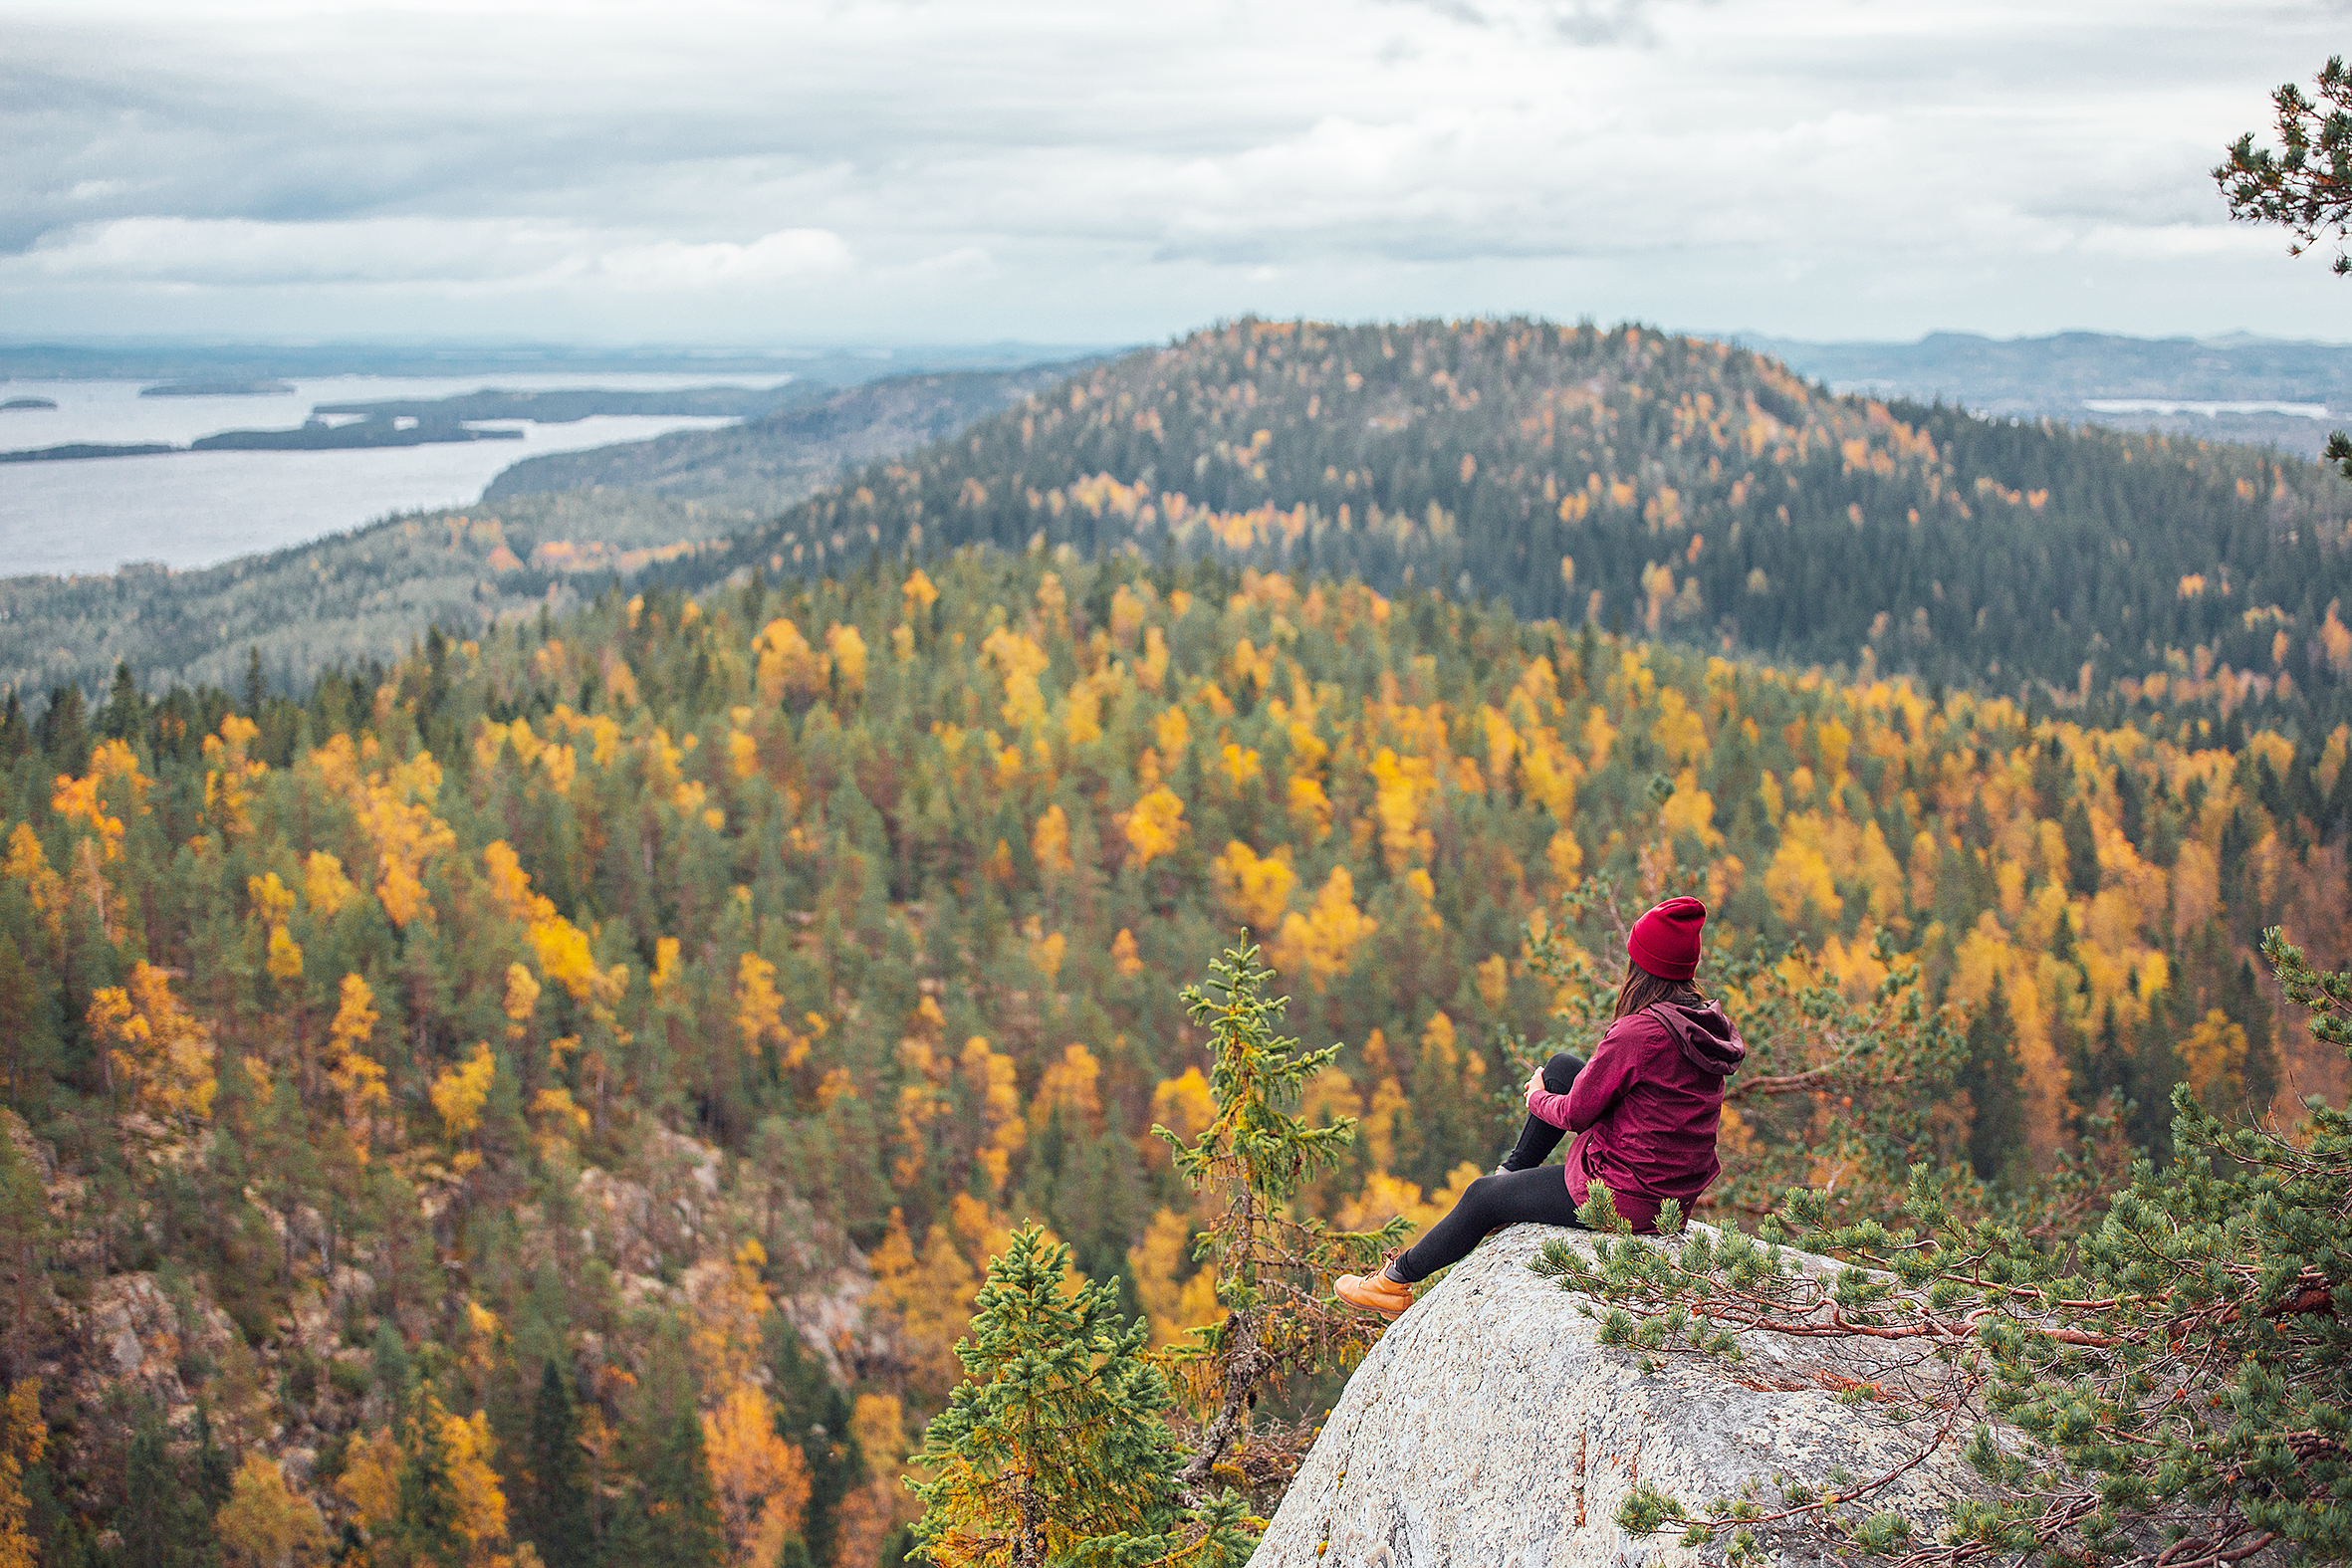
1335, 896, 1746, 1318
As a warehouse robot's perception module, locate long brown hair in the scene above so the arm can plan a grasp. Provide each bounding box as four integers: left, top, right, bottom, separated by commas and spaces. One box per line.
1612, 961, 1704, 1020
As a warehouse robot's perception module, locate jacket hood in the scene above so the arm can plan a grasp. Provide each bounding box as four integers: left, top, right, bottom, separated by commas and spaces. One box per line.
1651, 1000, 1745, 1077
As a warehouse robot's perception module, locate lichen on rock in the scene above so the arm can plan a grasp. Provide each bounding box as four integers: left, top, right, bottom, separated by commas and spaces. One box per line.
1253, 1223, 1996, 1567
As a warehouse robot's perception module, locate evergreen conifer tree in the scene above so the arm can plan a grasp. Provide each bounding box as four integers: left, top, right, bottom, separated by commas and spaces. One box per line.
767, 1323, 862, 1568
516, 1362, 592, 1568
390, 1392, 466, 1568
910, 1225, 1244, 1568
1958, 985, 2023, 1181
117, 1398, 210, 1568
2060, 798, 2099, 896
0, 1132, 46, 1384
606, 1404, 724, 1568
191, 1402, 232, 1521
1158, 944, 1404, 1497
99, 664, 143, 744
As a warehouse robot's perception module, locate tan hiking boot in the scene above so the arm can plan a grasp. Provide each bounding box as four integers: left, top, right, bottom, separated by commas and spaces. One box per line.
1334, 1269, 1413, 1318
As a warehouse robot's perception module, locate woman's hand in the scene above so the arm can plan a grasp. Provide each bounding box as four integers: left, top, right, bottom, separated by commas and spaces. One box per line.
1526, 1067, 1546, 1098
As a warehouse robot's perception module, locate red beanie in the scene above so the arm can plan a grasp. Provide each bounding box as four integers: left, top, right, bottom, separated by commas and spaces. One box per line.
1628, 896, 1707, 981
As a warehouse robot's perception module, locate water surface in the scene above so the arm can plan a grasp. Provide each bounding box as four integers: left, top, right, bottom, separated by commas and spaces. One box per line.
0, 373, 778, 576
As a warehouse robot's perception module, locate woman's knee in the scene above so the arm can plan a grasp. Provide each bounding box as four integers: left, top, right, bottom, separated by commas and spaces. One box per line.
1459, 1172, 1507, 1216
1542, 1051, 1585, 1093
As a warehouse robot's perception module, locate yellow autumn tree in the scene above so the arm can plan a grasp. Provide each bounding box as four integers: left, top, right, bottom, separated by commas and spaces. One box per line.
1031, 804, 1074, 876
2181, 1009, 2249, 1104
52, 739, 148, 863
1031, 1042, 1103, 1132
824, 623, 869, 694
501, 963, 540, 1041
754, 618, 826, 704
1125, 1208, 1220, 1347
690, 1239, 773, 1391
869, 1194, 1045, 1401
326, 973, 388, 1150
1271, 865, 1377, 989
1211, 840, 1296, 933
338, 1399, 509, 1568
959, 1036, 1026, 1193
868, 1208, 978, 1399
702, 1383, 811, 1568
350, 752, 456, 928
734, 953, 807, 1068
88, 962, 217, 1127
430, 1043, 498, 1170
0, 1383, 44, 1568
1123, 786, 1186, 868
216, 1454, 330, 1568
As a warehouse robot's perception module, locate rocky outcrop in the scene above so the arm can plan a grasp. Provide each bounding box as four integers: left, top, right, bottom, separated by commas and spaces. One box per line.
75, 1271, 242, 1422
1254, 1224, 1993, 1567
568, 1125, 878, 1383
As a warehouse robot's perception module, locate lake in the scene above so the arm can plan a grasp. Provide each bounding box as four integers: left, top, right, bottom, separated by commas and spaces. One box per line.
0, 373, 778, 577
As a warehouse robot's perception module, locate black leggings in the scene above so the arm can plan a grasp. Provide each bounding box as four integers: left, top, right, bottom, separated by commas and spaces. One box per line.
1393, 1052, 1585, 1283
1499, 1050, 1585, 1172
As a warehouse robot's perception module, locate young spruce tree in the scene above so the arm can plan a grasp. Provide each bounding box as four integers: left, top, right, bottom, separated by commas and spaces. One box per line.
909, 1225, 1249, 1568
514, 1362, 592, 1568
1158, 944, 1406, 1500
604, 1402, 725, 1568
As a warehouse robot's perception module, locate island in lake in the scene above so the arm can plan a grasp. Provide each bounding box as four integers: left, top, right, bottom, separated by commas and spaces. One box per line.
2, 416, 521, 464
1, 397, 58, 411
138, 379, 297, 397
0, 442, 176, 463
315, 382, 805, 422
190, 416, 524, 451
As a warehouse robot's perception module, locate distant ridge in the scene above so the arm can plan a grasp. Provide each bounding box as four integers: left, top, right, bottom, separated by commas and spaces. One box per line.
1733, 329, 2352, 456
0, 337, 1121, 383
632, 317, 2352, 717
482, 362, 1089, 515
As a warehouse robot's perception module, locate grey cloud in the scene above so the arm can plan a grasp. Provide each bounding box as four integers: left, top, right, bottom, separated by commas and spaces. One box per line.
1543, 0, 1668, 46
1379, 0, 1494, 27
1, 0, 2348, 344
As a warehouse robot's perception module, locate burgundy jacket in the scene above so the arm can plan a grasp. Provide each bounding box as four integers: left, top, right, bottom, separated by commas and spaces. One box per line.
1525, 1001, 1746, 1233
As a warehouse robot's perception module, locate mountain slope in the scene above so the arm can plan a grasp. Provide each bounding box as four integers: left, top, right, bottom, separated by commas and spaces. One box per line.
0, 368, 1088, 698
6, 543, 2346, 1566
483, 363, 1087, 513
647, 319, 2352, 721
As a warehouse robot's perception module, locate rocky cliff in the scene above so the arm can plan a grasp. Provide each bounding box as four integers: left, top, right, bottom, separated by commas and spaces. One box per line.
1254, 1224, 1992, 1567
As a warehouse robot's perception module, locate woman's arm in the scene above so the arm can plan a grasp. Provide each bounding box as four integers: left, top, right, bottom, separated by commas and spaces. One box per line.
1545, 1016, 1641, 1132
1524, 1066, 1572, 1129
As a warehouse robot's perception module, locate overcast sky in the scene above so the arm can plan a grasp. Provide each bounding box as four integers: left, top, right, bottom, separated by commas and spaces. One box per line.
4, 0, 2348, 347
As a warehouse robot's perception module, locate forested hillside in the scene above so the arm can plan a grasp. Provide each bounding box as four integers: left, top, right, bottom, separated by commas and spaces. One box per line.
483, 365, 1085, 514
15, 319, 2344, 736
645, 319, 2352, 720
3, 537, 2346, 1565
0, 370, 1077, 699
0, 495, 730, 700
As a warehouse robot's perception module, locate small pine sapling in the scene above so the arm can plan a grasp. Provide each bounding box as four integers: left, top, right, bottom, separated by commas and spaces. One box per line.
909, 1224, 1249, 1568
1158, 944, 1409, 1503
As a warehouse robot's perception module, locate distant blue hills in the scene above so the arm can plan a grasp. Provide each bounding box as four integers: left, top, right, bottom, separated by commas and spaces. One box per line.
0, 338, 1115, 385
1731, 330, 2352, 457
6, 328, 2342, 457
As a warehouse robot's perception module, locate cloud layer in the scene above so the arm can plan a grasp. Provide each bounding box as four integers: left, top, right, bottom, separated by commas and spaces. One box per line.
3, 0, 2346, 343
